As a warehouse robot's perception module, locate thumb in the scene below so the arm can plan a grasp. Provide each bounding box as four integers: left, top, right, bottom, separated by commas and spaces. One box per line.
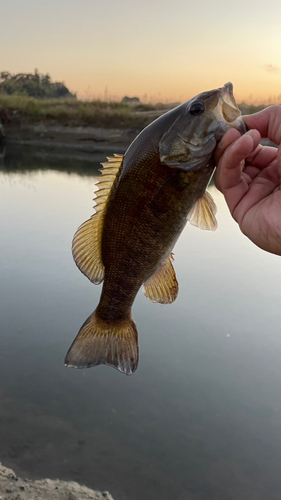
216, 130, 260, 192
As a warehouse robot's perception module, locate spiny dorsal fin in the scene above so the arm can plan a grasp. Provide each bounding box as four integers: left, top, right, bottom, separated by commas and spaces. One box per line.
142, 254, 178, 304
72, 154, 124, 284
187, 191, 218, 231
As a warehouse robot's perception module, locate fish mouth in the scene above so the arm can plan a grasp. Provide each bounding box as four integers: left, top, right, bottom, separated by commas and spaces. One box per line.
210, 82, 247, 140
220, 82, 243, 123
220, 82, 238, 118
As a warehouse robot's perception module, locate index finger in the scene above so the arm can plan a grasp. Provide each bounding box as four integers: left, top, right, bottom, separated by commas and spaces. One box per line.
244, 105, 281, 145
214, 128, 241, 165
215, 130, 260, 202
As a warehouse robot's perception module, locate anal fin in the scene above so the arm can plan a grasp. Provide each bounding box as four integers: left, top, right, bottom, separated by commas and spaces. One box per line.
187, 191, 218, 231
142, 254, 178, 304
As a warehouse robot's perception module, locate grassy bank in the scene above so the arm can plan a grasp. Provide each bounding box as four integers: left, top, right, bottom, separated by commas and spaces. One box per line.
0, 93, 272, 130
0, 94, 172, 129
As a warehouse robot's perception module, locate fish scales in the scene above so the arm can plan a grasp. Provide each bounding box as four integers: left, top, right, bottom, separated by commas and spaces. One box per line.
100, 166, 213, 318
66, 82, 247, 375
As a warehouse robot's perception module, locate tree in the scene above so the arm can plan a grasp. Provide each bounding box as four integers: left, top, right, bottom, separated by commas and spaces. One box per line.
0, 70, 75, 99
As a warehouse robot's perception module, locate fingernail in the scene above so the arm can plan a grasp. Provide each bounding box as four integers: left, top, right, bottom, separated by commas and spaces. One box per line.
246, 129, 257, 138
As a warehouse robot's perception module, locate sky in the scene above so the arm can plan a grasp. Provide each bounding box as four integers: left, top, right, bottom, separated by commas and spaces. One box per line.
1, 0, 281, 103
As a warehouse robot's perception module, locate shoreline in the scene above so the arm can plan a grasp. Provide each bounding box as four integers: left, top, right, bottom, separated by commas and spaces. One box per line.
0, 123, 276, 156
0, 463, 114, 500
1, 123, 137, 152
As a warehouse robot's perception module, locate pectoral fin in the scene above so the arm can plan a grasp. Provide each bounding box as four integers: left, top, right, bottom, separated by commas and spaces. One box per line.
72, 154, 123, 284
142, 254, 178, 304
187, 191, 218, 231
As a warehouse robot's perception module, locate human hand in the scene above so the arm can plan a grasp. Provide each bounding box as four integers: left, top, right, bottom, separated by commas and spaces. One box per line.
214, 105, 281, 255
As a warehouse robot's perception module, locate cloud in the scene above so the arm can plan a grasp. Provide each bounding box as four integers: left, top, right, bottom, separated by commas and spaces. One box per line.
263, 64, 281, 74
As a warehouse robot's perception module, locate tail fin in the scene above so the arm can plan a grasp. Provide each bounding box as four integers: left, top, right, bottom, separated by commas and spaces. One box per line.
65, 311, 139, 375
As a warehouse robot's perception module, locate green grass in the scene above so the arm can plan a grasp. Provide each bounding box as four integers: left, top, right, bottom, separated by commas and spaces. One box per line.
0, 94, 163, 128
238, 102, 269, 115
0, 93, 274, 130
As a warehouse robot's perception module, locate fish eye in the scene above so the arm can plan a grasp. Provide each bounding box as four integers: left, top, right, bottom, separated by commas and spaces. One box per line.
190, 102, 204, 115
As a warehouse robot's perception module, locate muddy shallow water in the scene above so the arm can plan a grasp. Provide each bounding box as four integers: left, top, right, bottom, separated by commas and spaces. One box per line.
1, 145, 281, 500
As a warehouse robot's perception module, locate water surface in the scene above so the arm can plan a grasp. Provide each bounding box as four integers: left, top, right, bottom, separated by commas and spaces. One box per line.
1, 145, 281, 500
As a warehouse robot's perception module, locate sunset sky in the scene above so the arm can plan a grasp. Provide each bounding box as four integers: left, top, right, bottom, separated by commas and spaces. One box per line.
2, 0, 281, 103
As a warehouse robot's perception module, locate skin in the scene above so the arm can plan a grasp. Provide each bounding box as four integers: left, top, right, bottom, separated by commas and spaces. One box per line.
214, 106, 281, 255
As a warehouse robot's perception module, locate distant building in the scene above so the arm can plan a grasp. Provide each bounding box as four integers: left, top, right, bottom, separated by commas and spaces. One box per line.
121, 96, 141, 105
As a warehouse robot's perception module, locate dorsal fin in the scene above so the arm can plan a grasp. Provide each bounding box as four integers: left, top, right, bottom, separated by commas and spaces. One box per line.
187, 191, 217, 231
142, 254, 178, 304
72, 154, 124, 284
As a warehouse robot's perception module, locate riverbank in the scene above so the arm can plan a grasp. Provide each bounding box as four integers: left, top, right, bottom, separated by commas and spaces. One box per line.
0, 96, 277, 156
0, 464, 114, 500
1, 121, 277, 159
0, 94, 171, 153
0, 94, 170, 129
0, 94, 268, 129
3, 123, 136, 152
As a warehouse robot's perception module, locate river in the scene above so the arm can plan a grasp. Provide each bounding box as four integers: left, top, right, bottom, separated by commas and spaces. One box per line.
1, 145, 281, 500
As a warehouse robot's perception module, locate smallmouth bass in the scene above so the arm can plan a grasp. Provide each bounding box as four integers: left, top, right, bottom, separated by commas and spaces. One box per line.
65, 82, 246, 375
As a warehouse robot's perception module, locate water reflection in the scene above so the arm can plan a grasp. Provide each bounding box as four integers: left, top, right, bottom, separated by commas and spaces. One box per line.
0, 144, 126, 176
1, 146, 281, 500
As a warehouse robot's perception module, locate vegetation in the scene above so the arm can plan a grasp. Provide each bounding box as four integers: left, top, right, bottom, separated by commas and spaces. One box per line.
0, 70, 277, 129
238, 102, 269, 115
0, 70, 74, 99
0, 94, 167, 128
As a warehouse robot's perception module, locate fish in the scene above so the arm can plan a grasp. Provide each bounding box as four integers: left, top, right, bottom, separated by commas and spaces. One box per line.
65, 82, 246, 375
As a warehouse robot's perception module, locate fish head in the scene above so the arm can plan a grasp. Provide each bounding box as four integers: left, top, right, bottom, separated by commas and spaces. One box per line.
159, 82, 247, 171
